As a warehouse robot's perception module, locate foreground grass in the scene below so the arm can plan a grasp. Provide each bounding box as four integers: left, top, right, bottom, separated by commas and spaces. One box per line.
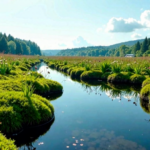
0, 133, 17, 150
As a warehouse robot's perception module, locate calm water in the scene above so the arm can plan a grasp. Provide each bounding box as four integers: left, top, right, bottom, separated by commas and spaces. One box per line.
17, 62, 150, 150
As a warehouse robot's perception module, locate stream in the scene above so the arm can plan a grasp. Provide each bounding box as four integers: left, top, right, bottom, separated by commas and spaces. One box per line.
18, 62, 150, 150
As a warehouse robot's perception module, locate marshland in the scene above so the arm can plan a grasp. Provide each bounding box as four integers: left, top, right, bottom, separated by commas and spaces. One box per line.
0, 55, 150, 150
1, 0, 150, 149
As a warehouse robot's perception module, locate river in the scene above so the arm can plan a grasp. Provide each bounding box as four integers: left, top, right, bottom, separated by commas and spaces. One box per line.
18, 62, 150, 150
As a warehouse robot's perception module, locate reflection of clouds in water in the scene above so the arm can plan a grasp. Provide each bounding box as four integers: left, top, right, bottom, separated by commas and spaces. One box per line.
105, 90, 140, 102
105, 90, 121, 101
64, 129, 146, 150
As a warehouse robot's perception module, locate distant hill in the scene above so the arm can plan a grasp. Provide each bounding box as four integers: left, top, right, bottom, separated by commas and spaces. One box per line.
42, 50, 60, 56
106, 39, 144, 49
56, 39, 145, 56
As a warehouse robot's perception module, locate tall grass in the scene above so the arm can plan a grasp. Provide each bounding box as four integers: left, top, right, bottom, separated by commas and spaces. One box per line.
111, 64, 122, 73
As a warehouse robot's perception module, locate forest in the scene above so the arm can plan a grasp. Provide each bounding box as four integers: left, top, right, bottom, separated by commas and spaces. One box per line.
57, 37, 150, 57
0, 33, 42, 55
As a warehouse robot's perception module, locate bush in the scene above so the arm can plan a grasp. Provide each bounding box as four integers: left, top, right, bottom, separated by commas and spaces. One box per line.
107, 72, 130, 83
0, 133, 17, 150
130, 74, 146, 84
81, 70, 102, 80
0, 91, 54, 134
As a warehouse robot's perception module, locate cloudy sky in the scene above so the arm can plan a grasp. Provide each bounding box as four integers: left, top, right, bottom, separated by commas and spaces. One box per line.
1, 0, 150, 49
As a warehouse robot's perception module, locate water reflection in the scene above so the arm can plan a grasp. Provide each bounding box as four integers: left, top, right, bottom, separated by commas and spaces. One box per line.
80, 81, 140, 104
64, 129, 146, 150
11, 118, 54, 149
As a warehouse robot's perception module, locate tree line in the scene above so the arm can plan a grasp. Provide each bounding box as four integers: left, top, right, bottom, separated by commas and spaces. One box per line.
0, 33, 42, 55
57, 37, 150, 57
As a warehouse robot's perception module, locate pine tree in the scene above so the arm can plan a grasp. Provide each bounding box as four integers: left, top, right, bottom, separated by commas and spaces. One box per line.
16, 41, 23, 54
141, 37, 148, 54
0, 36, 9, 53
133, 41, 141, 54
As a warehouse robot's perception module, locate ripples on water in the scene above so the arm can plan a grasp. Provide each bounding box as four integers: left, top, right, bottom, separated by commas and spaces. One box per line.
17, 62, 150, 150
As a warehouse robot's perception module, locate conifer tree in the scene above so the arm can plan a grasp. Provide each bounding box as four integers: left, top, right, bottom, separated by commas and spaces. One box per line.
0, 36, 9, 53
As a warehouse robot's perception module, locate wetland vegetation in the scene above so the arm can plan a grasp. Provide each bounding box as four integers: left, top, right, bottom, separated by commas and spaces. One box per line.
1, 55, 150, 149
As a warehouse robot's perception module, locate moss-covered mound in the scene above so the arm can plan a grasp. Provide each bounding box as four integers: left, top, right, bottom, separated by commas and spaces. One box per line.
0, 77, 63, 95
101, 72, 110, 80
142, 78, 150, 87
81, 70, 102, 80
107, 72, 130, 83
48, 63, 55, 68
130, 74, 146, 84
140, 99, 150, 114
0, 91, 54, 134
0, 133, 17, 150
60, 65, 73, 73
70, 68, 85, 78
140, 84, 150, 100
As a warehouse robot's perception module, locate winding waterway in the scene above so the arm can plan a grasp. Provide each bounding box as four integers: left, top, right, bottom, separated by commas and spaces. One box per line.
18, 62, 150, 150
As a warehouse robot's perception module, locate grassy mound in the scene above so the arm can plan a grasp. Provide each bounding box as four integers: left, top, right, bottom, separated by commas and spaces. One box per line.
107, 72, 130, 83
70, 68, 85, 78
142, 78, 150, 87
140, 99, 150, 114
0, 77, 63, 95
0, 91, 54, 134
0, 133, 17, 150
130, 74, 146, 84
60, 65, 73, 73
48, 63, 55, 68
81, 70, 102, 80
140, 84, 150, 98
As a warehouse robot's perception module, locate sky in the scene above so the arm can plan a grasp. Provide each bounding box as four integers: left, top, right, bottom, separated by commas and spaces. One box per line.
0, 0, 150, 50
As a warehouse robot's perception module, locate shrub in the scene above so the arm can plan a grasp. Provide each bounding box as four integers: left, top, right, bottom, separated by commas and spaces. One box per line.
0, 133, 17, 150
130, 74, 146, 84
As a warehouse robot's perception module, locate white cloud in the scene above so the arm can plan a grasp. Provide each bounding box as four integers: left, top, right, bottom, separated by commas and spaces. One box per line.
140, 10, 150, 27
131, 33, 142, 40
56, 36, 92, 49
72, 36, 91, 47
104, 10, 150, 33
105, 17, 144, 32
97, 27, 102, 32
58, 43, 66, 47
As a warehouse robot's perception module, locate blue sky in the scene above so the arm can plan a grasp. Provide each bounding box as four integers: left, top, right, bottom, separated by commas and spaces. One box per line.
0, 0, 150, 49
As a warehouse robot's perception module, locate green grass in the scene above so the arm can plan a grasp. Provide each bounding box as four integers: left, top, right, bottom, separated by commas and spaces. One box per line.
81, 70, 102, 80
107, 72, 130, 83
0, 91, 54, 134
0, 133, 17, 150
130, 74, 146, 84
70, 68, 85, 78
142, 78, 150, 87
